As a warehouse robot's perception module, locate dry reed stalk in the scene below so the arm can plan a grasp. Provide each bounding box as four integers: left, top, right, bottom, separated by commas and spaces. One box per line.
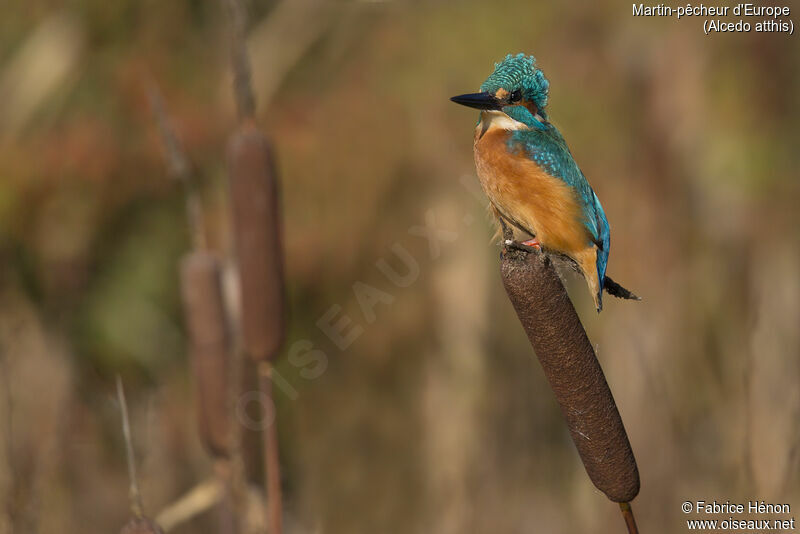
499, 239, 640, 530
154, 478, 224, 532
116, 377, 145, 518
181, 252, 232, 458
116, 377, 166, 534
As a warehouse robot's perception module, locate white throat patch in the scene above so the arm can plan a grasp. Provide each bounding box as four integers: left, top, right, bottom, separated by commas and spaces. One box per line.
478, 110, 530, 137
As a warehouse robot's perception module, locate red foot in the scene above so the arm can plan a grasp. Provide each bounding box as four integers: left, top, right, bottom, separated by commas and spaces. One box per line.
521, 239, 541, 250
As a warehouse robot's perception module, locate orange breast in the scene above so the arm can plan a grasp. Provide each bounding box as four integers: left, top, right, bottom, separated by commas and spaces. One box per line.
473, 127, 591, 255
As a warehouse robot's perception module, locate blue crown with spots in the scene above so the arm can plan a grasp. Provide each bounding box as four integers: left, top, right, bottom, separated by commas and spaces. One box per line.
480, 53, 550, 117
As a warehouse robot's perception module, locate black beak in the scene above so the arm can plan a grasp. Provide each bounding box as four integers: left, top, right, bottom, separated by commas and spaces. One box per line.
450, 91, 502, 111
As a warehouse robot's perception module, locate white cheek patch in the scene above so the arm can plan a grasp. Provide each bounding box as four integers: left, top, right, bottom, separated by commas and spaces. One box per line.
481, 110, 530, 132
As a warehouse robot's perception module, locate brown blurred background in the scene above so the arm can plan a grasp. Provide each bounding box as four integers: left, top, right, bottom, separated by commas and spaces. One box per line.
0, 1, 798, 533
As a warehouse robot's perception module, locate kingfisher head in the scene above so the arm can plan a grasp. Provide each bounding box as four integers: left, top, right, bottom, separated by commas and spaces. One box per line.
451, 53, 550, 129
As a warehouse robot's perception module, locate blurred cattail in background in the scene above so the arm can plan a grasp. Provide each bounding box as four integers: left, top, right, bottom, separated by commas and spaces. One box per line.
180, 250, 238, 533
223, 0, 288, 532
225, 53, 288, 534
226, 124, 286, 364
181, 252, 231, 459
151, 81, 240, 533
150, 80, 234, 464
146, 0, 291, 530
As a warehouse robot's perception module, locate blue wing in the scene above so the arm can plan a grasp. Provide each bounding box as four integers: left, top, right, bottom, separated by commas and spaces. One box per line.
590, 189, 610, 290
507, 126, 611, 289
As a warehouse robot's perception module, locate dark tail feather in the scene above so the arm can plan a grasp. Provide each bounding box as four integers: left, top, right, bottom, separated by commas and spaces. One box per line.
603, 276, 641, 301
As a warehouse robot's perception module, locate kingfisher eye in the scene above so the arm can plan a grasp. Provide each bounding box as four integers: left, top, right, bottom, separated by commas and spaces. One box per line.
509, 90, 522, 103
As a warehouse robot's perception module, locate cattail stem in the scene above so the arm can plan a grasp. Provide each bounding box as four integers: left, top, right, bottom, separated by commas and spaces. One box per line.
214, 459, 237, 534
499, 226, 640, 506
148, 83, 207, 251
222, 0, 255, 121
259, 361, 283, 534
619, 502, 640, 534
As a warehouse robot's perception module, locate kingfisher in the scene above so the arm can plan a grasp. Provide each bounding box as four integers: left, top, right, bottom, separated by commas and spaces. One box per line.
452, 53, 630, 312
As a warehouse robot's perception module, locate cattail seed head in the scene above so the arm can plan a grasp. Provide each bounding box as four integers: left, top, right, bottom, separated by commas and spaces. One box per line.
181, 251, 231, 457
226, 122, 286, 362
500, 248, 640, 503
